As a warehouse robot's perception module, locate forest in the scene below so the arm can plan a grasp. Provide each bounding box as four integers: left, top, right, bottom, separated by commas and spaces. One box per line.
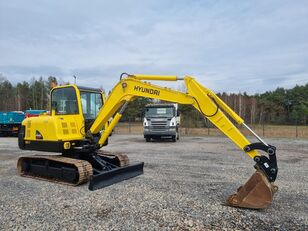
0, 74, 307, 125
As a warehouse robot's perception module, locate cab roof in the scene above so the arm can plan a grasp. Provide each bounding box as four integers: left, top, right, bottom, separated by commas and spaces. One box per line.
77, 86, 102, 93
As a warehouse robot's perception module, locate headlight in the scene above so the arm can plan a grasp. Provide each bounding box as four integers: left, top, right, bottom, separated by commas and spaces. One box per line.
170, 117, 176, 126
169, 128, 176, 132
143, 118, 149, 126
144, 128, 149, 132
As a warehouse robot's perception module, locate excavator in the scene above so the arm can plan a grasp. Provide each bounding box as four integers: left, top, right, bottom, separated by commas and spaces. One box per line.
17, 73, 278, 209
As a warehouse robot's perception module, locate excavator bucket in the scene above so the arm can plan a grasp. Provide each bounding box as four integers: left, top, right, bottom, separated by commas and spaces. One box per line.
226, 170, 278, 209
89, 162, 144, 191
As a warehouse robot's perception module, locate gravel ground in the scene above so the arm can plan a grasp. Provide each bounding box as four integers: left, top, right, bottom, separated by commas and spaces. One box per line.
0, 135, 307, 230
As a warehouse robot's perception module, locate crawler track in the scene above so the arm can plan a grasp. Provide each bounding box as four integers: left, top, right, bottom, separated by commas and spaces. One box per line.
17, 155, 93, 186
17, 153, 131, 186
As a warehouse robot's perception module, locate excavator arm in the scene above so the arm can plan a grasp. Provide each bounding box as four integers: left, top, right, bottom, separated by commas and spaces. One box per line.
87, 73, 278, 209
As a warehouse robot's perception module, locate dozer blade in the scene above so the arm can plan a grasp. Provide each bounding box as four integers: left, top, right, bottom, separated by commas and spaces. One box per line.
89, 162, 144, 191
226, 170, 278, 209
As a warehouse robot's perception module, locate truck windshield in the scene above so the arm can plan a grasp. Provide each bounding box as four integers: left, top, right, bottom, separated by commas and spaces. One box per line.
145, 107, 174, 117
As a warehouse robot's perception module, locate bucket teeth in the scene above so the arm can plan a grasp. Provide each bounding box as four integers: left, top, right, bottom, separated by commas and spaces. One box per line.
226, 170, 278, 209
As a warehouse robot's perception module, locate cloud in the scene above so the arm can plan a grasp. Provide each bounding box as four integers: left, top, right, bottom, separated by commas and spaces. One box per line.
0, 0, 307, 94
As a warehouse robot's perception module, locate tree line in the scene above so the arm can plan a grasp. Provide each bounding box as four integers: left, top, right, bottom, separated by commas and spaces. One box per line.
0, 75, 58, 111
0, 74, 307, 125
179, 84, 308, 126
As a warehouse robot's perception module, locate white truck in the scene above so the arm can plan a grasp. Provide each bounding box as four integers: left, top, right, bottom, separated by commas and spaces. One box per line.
143, 104, 180, 142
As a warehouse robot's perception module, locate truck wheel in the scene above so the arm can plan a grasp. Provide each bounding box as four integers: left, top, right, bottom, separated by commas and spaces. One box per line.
172, 136, 176, 142
146, 137, 151, 142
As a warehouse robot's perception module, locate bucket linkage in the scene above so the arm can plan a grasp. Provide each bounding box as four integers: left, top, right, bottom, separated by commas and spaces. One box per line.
226, 142, 278, 209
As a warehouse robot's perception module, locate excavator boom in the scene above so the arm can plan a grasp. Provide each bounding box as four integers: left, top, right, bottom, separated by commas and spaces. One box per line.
87, 73, 278, 209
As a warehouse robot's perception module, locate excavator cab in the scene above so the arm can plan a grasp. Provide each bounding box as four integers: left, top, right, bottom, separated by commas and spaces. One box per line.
18, 85, 105, 152
50, 85, 103, 134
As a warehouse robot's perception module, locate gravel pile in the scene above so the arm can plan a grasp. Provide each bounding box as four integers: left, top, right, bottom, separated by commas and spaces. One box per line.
0, 135, 307, 230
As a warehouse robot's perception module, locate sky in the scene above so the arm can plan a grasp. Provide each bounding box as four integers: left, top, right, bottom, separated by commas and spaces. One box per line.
0, 0, 308, 94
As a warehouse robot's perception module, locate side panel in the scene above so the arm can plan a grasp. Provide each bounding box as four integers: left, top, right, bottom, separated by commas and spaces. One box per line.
0, 112, 24, 135
22, 115, 84, 142
0, 112, 25, 124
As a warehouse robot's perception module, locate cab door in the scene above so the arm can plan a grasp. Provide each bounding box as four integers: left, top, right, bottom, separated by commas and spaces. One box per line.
80, 91, 103, 131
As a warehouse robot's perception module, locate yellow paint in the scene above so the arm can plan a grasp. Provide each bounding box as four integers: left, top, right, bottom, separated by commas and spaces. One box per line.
64, 142, 71, 149
131, 74, 178, 81
98, 112, 123, 146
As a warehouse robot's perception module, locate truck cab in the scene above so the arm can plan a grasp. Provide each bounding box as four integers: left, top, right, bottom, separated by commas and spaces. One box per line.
143, 104, 180, 142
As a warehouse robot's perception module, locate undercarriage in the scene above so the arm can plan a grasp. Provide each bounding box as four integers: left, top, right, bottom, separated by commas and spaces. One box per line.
17, 151, 144, 190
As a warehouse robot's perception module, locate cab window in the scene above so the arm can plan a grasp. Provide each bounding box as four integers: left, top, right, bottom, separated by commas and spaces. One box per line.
80, 91, 102, 120
51, 87, 79, 115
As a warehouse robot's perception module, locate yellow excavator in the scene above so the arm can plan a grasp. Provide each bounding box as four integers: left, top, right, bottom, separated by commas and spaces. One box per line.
17, 73, 278, 209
